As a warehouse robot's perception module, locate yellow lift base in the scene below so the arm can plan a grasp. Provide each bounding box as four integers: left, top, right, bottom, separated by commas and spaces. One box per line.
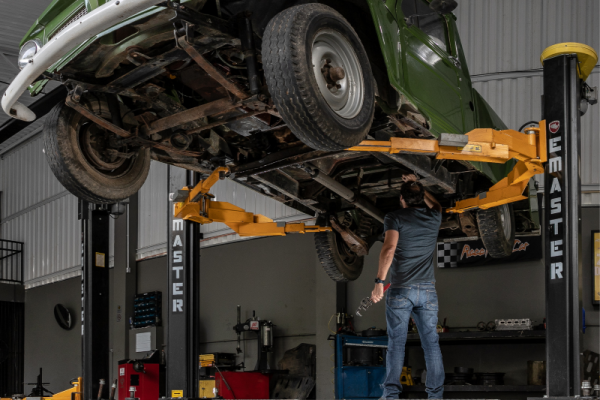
1, 378, 84, 400
173, 167, 331, 236
348, 121, 547, 213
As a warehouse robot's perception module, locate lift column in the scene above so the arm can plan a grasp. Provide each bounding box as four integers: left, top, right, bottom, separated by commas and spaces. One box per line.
167, 167, 201, 398
543, 53, 586, 397
80, 201, 110, 400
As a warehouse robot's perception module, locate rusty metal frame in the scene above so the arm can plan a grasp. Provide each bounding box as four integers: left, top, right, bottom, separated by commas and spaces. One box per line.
178, 36, 250, 100
65, 96, 203, 158
147, 97, 240, 135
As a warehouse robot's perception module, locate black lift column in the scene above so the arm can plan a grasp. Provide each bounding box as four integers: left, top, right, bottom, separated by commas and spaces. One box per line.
80, 201, 111, 400
543, 54, 583, 397
167, 168, 201, 398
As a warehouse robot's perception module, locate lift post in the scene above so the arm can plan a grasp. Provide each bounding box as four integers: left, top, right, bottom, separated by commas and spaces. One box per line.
167, 168, 200, 398
540, 43, 597, 398
79, 201, 110, 400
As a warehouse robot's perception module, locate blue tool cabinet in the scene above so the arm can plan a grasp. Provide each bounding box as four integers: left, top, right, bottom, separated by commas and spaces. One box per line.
334, 334, 388, 399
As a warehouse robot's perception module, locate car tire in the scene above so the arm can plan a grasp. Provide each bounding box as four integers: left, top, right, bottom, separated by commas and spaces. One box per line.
315, 231, 364, 282
44, 95, 151, 204
477, 204, 516, 258
262, 4, 375, 151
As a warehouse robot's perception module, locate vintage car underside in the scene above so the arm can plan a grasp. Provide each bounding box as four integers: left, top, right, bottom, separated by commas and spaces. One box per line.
32, 0, 537, 247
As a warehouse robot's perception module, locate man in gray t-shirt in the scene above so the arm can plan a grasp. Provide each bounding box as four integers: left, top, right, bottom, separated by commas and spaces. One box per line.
371, 174, 444, 399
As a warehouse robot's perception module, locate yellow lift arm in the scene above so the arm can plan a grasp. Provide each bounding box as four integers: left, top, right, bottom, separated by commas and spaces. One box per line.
348, 122, 547, 213
174, 122, 546, 227
173, 167, 331, 236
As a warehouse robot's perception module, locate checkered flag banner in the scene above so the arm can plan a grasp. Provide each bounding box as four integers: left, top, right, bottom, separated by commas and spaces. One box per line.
437, 242, 458, 268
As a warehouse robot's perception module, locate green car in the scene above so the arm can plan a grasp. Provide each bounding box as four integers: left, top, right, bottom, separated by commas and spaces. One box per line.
5, 0, 538, 281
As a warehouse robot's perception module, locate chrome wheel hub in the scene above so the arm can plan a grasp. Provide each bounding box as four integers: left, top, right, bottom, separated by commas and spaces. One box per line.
312, 29, 364, 119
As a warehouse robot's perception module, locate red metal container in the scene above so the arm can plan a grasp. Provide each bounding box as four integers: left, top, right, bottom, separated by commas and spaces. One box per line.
215, 372, 272, 399
117, 363, 160, 400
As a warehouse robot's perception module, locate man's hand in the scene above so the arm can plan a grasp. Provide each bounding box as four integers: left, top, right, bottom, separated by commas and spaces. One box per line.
402, 173, 418, 183
371, 283, 384, 303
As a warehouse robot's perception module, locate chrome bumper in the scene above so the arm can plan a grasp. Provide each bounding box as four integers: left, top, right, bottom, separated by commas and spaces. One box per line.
1, 0, 161, 121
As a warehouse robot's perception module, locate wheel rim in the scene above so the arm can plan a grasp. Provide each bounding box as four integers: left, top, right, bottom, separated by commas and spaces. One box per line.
499, 205, 512, 240
334, 232, 358, 265
312, 29, 364, 119
77, 121, 134, 178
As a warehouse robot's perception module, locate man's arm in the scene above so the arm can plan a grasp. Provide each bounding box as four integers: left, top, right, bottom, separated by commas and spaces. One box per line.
402, 174, 442, 213
371, 229, 399, 303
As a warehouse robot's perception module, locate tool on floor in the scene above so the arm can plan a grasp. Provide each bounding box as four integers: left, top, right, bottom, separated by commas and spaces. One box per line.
400, 366, 414, 386
356, 283, 391, 316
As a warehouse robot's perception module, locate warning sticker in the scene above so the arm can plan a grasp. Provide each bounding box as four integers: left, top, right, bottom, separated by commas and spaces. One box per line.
460, 144, 482, 153
119, 368, 125, 376
172, 390, 184, 398
95, 252, 105, 267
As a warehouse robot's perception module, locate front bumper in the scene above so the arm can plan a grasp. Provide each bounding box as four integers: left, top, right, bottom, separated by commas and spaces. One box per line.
1, 0, 161, 122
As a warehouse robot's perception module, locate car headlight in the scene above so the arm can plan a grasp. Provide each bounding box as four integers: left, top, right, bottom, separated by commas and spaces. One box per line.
18, 40, 41, 70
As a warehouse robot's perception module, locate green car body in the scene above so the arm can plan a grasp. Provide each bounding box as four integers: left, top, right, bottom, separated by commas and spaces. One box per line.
20, 0, 512, 185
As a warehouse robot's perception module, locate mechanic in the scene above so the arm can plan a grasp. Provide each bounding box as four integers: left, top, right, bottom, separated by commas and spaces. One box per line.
371, 174, 444, 399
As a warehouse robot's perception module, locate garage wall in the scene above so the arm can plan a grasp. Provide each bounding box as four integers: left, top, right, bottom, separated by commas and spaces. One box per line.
456, 0, 600, 205
0, 136, 81, 288
136, 234, 319, 372
23, 277, 82, 394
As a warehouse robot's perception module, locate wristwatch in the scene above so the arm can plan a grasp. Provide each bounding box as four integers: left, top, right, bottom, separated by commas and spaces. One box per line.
374, 278, 385, 284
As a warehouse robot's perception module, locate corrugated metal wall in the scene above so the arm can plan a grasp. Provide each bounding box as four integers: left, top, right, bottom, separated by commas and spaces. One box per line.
455, 0, 599, 204
0, 136, 81, 288
137, 161, 168, 260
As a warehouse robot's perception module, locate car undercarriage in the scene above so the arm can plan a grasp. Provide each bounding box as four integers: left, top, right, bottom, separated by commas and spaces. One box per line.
6, 0, 541, 281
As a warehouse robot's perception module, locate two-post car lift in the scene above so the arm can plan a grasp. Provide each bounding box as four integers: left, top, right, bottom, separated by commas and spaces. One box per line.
67, 43, 596, 400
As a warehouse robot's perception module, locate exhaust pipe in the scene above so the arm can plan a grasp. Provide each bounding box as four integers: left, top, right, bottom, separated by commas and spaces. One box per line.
305, 164, 385, 223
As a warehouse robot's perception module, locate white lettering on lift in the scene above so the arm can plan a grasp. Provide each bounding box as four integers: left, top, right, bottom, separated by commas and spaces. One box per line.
173, 283, 183, 295
551, 262, 564, 279
549, 137, 562, 153
550, 198, 562, 214
172, 266, 183, 279
172, 215, 184, 313
173, 250, 182, 263
551, 240, 563, 257
549, 218, 563, 235
173, 219, 184, 231
550, 177, 562, 194
173, 299, 183, 312
173, 235, 183, 247
549, 157, 562, 173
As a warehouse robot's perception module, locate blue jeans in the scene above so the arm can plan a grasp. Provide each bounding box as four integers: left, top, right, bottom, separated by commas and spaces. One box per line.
382, 282, 444, 399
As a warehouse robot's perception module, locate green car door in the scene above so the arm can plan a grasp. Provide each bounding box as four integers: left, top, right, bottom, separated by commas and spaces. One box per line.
395, 0, 470, 134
